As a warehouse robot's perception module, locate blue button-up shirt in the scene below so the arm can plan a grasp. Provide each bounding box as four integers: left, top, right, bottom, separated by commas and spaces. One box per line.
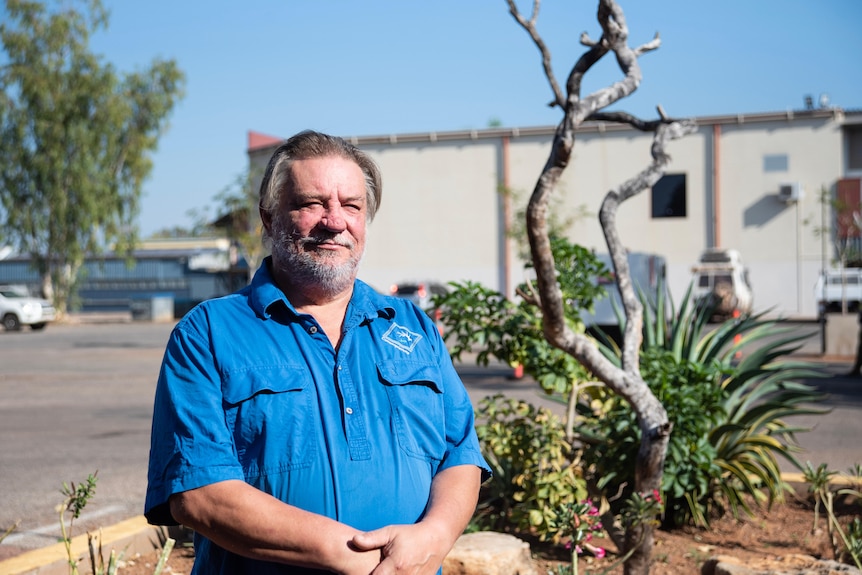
145, 260, 489, 574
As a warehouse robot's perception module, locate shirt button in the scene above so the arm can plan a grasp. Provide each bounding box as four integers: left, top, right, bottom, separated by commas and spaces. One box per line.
308, 326, 318, 334
345, 407, 354, 415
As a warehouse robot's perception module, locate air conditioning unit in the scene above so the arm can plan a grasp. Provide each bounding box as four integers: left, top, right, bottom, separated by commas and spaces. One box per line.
778, 182, 802, 203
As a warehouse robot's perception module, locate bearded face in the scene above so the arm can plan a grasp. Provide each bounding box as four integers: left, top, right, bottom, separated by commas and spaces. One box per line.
269, 210, 364, 297
265, 156, 369, 299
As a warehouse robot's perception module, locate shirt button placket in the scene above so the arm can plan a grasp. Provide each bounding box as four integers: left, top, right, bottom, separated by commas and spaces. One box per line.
337, 362, 370, 460
340, 366, 354, 415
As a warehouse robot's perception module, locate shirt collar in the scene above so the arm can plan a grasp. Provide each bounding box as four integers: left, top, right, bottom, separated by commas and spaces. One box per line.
249, 257, 394, 324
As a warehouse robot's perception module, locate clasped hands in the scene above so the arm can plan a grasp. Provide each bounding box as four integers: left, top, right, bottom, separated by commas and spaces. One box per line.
340, 522, 449, 575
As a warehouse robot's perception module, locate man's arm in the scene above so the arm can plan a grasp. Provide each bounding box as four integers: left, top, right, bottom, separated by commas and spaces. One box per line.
169, 480, 380, 575
350, 464, 482, 575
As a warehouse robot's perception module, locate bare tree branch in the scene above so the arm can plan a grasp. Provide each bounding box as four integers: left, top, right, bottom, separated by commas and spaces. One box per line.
634, 32, 661, 55
515, 281, 541, 307
506, 0, 565, 107
579, 31, 598, 47
587, 108, 678, 131
600, 119, 697, 372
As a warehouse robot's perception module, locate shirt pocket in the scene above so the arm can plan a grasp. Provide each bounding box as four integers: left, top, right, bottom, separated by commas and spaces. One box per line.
222, 365, 315, 478
377, 359, 446, 463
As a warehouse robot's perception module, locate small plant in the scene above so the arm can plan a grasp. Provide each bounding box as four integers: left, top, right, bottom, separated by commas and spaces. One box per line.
59, 471, 99, 575
56, 471, 176, 575
802, 461, 862, 569
1, 520, 20, 544
845, 518, 862, 566
547, 499, 606, 575
803, 461, 838, 531
620, 490, 664, 530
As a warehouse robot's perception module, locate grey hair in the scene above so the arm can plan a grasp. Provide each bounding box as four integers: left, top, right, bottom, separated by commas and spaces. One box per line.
258, 130, 382, 238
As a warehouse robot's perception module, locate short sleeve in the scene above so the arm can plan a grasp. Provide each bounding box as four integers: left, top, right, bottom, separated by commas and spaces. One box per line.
434, 330, 492, 482
144, 317, 245, 525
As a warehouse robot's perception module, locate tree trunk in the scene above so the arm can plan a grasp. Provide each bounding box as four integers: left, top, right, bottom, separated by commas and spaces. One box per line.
507, 2, 694, 572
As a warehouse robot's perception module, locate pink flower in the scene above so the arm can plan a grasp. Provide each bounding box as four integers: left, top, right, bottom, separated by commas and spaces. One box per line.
584, 543, 606, 559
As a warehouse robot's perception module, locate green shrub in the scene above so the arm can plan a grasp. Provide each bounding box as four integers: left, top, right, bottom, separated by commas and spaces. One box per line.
471, 394, 588, 539
435, 238, 606, 399
578, 348, 726, 526
585, 282, 826, 527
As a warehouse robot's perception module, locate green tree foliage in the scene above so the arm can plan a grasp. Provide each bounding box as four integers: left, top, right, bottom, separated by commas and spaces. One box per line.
436, 237, 608, 400
0, 0, 185, 313
212, 168, 266, 284
148, 206, 218, 239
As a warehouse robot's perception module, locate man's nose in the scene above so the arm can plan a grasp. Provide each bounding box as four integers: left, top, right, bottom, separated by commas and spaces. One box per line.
320, 205, 347, 232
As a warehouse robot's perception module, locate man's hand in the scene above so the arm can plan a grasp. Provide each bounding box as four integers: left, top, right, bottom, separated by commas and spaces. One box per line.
351, 465, 483, 574
350, 522, 448, 575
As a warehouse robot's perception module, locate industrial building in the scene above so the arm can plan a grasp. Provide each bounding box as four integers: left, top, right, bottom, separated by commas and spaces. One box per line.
249, 105, 862, 319
0, 238, 246, 319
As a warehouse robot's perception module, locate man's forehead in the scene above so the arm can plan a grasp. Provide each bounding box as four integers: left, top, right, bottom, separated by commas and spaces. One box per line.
285, 158, 366, 201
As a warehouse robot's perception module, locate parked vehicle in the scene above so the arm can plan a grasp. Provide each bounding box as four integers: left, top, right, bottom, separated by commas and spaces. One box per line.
389, 281, 449, 312
580, 252, 668, 344
815, 268, 862, 314
691, 248, 753, 322
0, 285, 56, 331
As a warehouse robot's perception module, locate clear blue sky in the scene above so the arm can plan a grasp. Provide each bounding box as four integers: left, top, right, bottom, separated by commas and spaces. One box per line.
83, 0, 862, 237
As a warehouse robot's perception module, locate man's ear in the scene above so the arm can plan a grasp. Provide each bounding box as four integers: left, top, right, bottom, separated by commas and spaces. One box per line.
259, 204, 272, 233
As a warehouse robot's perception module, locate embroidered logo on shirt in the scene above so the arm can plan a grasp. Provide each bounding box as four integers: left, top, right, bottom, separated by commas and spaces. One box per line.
382, 323, 423, 354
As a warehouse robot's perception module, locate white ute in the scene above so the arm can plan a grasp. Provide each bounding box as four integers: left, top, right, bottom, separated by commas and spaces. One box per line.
0, 285, 56, 331
815, 268, 862, 314
691, 248, 754, 321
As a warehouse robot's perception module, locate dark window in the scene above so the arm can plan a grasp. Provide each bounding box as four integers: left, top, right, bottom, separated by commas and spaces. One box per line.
714, 273, 732, 286
849, 126, 862, 171
651, 173, 687, 218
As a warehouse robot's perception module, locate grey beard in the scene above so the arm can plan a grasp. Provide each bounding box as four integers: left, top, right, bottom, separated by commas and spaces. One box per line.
270, 219, 362, 297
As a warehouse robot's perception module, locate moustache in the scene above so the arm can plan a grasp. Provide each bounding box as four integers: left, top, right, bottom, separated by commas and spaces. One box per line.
294, 233, 355, 250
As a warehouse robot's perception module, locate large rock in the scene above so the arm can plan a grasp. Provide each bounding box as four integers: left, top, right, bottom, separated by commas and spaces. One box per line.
702, 553, 862, 575
443, 532, 537, 575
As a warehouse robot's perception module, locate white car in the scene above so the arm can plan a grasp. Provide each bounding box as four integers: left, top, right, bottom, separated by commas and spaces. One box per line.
0, 285, 56, 331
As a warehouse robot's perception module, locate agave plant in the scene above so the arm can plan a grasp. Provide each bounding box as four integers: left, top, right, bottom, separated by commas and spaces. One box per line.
584, 279, 827, 526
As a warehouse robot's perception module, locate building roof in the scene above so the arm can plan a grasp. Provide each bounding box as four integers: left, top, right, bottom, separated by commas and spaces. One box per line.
246, 107, 859, 154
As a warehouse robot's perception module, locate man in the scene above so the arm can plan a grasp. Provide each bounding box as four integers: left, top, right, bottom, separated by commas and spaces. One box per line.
145, 130, 489, 575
